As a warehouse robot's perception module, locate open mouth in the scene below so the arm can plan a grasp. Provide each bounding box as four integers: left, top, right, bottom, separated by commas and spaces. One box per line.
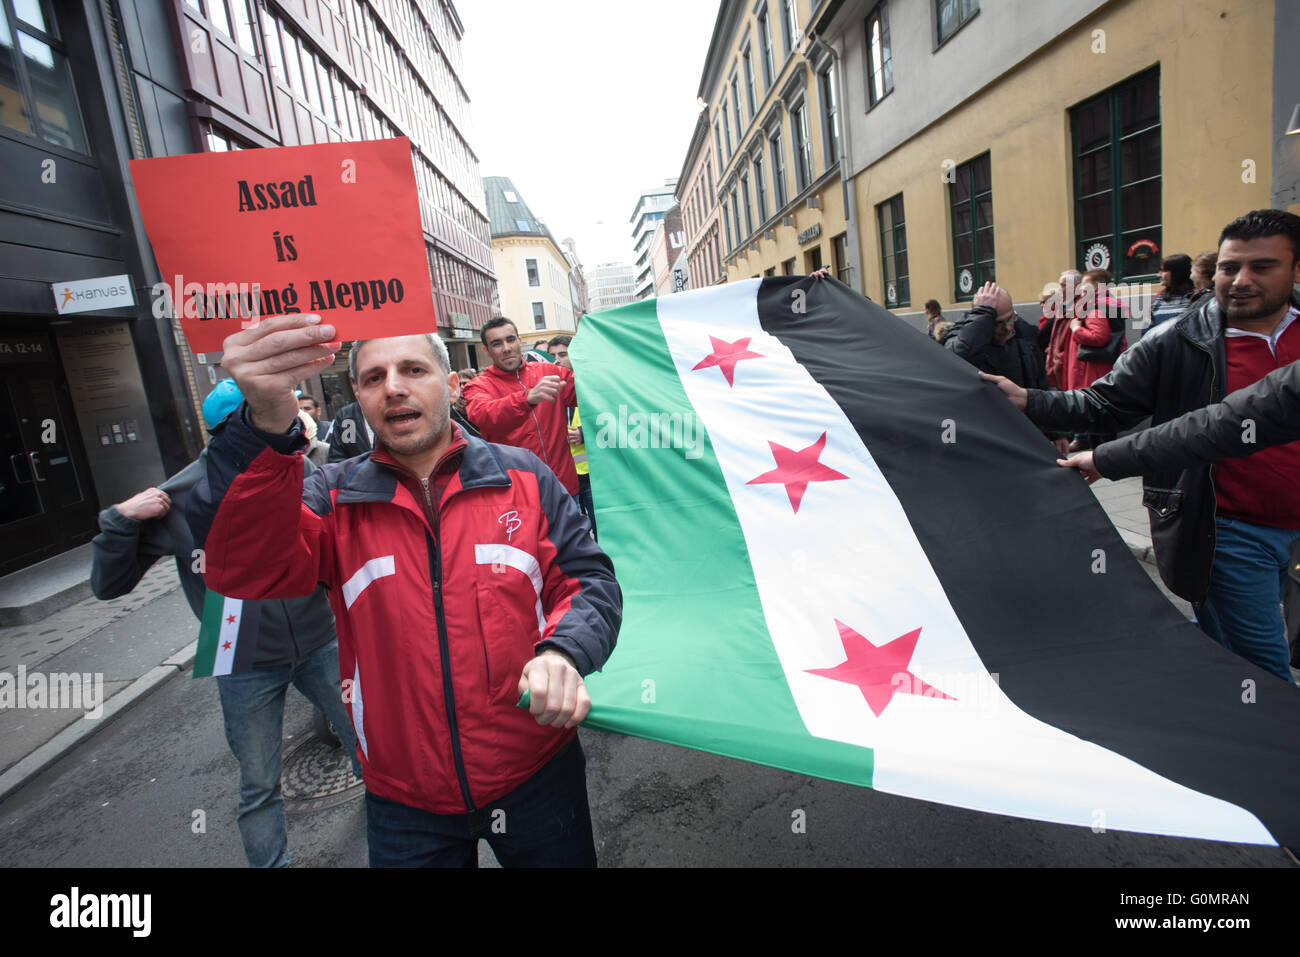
385, 410, 421, 424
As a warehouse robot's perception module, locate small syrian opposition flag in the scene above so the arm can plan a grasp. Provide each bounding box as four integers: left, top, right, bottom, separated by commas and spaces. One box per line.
193, 589, 260, 678
571, 276, 1300, 847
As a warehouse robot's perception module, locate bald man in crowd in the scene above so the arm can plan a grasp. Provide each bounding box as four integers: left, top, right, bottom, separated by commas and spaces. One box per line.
944, 280, 1049, 390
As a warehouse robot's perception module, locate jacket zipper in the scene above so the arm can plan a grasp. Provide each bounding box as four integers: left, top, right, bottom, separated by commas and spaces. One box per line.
421, 475, 476, 812
515, 369, 550, 462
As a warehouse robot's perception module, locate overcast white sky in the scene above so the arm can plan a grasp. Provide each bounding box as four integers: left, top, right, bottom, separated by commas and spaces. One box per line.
458, 0, 719, 268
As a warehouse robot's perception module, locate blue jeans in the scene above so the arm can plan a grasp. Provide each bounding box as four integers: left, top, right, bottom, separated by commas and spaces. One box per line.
216, 638, 361, 867
365, 738, 596, 868
1196, 516, 1300, 684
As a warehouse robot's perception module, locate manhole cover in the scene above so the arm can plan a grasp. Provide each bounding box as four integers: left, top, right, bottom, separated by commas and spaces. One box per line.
282, 735, 364, 813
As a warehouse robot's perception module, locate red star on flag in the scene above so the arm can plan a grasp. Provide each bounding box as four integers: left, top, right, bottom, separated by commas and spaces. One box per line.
746, 431, 848, 513
221, 640, 233, 650
806, 619, 955, 717
225, 614, 237, 624
692, 335, 764, 387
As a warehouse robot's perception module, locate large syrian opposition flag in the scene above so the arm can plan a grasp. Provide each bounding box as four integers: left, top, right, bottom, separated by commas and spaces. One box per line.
193, 590, 260, 678
571, 276, 1300, 847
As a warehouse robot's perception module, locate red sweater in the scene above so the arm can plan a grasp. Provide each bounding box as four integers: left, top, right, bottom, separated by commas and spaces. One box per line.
1065, 294, 1127, 391
1215, 313, 1300, 528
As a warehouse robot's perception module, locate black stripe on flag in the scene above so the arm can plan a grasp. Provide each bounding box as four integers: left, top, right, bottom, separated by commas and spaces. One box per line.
756, 275, 1300, 846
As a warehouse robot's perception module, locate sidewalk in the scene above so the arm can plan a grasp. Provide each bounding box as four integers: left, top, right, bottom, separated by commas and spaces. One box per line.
0, 477, 1156, 797
0, 558, 196, 800
1089, 475, 1153, 564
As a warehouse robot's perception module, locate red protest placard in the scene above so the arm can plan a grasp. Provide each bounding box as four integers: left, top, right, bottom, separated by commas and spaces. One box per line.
129, 137, 435, 354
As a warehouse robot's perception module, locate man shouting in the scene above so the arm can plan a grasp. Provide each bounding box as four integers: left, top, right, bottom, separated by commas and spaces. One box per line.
188, 315, 621, 867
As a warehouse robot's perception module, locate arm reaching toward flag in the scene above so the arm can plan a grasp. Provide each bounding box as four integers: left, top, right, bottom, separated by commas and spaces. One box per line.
1058, 359, 1300, 480
977, 370, 1028, 410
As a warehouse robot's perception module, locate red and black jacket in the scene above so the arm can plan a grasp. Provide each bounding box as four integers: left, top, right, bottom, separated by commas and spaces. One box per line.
462, 361, 579, 495
188, 406, 621, 814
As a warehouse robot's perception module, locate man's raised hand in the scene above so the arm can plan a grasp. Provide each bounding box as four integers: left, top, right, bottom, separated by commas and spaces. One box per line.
972, 280, 1001, 309
527, 375, 564, 406
219, 314, 339, 433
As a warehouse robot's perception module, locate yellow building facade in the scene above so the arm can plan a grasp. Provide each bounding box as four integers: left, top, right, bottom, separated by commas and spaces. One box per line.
701, 0, 854, 283
811, 0, 1287, 320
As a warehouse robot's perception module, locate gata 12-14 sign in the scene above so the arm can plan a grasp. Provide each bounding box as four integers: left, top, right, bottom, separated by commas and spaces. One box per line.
129, 137, 435, 354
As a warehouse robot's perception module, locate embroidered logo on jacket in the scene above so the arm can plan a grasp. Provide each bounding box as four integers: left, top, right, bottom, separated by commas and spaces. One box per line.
498, 510, 521, 541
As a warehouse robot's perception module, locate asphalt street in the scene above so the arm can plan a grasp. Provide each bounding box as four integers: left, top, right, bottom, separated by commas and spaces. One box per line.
0, 573, 1290, 868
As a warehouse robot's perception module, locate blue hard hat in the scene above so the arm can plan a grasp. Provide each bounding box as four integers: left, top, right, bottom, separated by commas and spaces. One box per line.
202, 379, 244, 428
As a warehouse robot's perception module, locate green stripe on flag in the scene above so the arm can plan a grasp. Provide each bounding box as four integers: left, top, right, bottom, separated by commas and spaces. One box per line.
193, 588, 225, 678
573, 298, 875, 786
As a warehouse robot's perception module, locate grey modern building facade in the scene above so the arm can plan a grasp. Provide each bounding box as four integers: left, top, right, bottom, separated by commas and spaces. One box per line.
0, 0, 492, 574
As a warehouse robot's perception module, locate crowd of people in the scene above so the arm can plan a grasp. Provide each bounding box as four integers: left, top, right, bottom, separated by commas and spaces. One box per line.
939, 209, 1299, 688
86, 207, 1298, 868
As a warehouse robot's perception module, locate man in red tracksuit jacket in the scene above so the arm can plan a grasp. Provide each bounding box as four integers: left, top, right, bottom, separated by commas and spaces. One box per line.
463, 317, 580, 497
188, 316, 622, 867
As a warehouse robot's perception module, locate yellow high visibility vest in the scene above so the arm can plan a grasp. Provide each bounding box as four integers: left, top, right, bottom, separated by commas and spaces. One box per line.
569, 407, 588, 475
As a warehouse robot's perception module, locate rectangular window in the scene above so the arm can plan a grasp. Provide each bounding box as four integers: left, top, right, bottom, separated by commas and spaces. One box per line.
740, 170, 753, 237
936, 0, 977, 46
948, 153, 993, 300
232, 0, 258, 56
769, 127, 787, 208
790, 100, 812, 191
876, 194, 910, 307
782, 257, 796, 275
0, 3, 89, 152
819, 65, 839, 166
757, 6, 774, 89
730, 190, 742, 248
531, 301, 546, 330
722, 108, 732, 159
206, 0, 232, 37
714, 121, 724, 173
731, 75, 743, 133
743, 44, 757, 116
722, 192, 734, 250
1071, 67, 1161, 280
526, 258, 540, 286
865, 3, 893, 107
301, 45, 322, 110
833, 233, 850, 284
261, 14, 284, 82
753, 153, 768, 223
780, 0, 799, 55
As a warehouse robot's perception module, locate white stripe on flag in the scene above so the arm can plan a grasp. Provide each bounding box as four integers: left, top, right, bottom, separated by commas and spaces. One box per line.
343, 555, 396, 610
212, 596, 243, 677
475, 544, 547, 636
655, 278, 1273, 844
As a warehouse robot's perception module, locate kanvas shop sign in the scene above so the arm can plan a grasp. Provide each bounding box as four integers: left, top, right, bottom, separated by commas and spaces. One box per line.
51, 275, 135, 315
129, 137, 435, 354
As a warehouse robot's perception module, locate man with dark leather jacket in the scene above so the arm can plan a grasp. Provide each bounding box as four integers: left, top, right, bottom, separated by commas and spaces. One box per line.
981, 209, 1300, 682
